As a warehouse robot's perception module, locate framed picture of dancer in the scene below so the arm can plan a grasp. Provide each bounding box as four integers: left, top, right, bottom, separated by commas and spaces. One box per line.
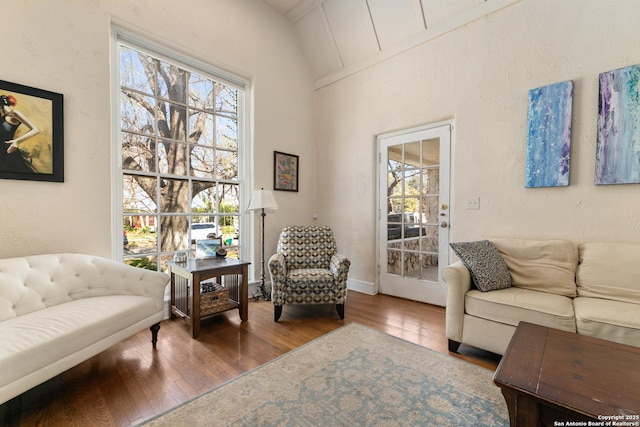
0, 80, 64, 182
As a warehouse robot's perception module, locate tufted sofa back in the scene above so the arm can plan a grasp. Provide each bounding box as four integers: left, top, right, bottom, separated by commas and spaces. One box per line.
0, 253, 168, 322
276, 226, 337, 270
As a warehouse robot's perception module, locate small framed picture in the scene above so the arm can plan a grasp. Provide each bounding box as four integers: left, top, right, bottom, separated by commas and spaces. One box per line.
196, 238, 222, 259
274, 151, 299, 192
0, 80, 64, 182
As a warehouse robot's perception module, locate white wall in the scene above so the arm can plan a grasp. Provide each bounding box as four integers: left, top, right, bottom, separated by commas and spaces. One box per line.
315, 0, 640, 286
1, 0, 315, 274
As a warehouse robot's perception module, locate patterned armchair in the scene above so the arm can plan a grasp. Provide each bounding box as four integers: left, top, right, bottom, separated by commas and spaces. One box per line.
268, 226, 351, 322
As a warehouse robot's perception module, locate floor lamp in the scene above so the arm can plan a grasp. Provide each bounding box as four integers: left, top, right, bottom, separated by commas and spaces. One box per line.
247, 188, 278, 301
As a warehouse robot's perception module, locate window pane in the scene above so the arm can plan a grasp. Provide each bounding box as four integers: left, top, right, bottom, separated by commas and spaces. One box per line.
216, 116, 238, 149
160, 215, 188, 252
216, 150, 238, 180
123, 215, 157, 255
220, 183, 239, 238
190, 145, 215, 178
216, 85, 238, 119
158, 62, 187, 102
189, 72, 215, 109
121, 91, 155, 134
160, 178, 189, 213
191, 182, 217, 214
120, 47, 154, 95
189, 111, 215, 146
122, 132, 156, 172
158, 140, 187, 175
158, 102, 187, 142
123, 175, 157, 213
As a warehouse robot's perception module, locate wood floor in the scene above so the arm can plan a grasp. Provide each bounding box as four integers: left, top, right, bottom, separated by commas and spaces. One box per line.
0, 291, 501, 426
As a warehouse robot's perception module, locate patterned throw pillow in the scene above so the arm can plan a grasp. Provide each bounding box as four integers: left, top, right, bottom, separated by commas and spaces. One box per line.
450, 240, 512, 292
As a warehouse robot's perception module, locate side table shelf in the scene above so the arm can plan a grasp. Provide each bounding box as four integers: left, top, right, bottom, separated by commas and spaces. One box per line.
168, 258, 250, 338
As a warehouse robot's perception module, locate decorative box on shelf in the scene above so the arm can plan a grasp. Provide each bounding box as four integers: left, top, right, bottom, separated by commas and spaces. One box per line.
200, 280, 230, 316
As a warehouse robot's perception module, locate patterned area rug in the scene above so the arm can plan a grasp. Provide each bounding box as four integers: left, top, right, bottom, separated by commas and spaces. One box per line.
142, 323, 508, 426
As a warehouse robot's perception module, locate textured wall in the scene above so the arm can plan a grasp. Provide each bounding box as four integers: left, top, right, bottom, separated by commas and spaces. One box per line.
315, 0, 640, 286
0, 0, 315, 272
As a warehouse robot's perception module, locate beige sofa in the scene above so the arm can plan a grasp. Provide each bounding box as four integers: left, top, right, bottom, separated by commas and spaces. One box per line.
0, 253, 169, 404
443, 238, 640, 355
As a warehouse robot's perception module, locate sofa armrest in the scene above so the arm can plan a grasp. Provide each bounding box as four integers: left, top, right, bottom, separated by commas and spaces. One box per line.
442, 261, 472, 343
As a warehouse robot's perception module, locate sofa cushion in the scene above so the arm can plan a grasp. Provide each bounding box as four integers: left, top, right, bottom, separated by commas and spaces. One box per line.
490, 238, 577, 297
574, 297, 640, 347
465, 287, 576, 332
449, 240, 512, 292
577, 242, 640, 304
0, 295, 158, 390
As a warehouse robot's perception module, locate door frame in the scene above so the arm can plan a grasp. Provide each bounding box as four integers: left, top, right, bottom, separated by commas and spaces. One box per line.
375, 120, 452, 306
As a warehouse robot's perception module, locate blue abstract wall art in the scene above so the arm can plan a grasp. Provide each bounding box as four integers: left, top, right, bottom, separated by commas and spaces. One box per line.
596, 64, 640, 185
525, 80, 573, 188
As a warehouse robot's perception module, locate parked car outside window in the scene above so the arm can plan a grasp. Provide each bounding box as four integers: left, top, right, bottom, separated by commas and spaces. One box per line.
191, 222, 218, 242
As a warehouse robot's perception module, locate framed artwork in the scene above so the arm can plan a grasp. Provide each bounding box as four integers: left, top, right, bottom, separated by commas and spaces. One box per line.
274, 151, 299, 192
0, 80, 64, 182
196, 238, 223, 259
525, 80, 573, 188
596, 64, 640, 185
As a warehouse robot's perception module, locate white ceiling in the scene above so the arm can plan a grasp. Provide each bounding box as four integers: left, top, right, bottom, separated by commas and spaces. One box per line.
263, 0, 519, 88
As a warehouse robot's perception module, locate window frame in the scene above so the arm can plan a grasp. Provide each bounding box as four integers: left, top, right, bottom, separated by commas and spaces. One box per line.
110, 27, 251, 269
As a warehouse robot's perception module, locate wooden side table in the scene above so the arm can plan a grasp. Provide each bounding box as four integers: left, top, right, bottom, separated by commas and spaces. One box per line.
168, 258, 250, 338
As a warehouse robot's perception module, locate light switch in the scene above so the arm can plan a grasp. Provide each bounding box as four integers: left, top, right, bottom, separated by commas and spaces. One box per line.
465, 197, 480, 210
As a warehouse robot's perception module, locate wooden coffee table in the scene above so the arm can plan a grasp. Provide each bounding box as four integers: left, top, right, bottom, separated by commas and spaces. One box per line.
493, 322, 640, 427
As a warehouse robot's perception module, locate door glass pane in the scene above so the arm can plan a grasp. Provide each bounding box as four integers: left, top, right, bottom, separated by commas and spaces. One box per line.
387, 249, 401, 275
422, 138, 440, 165
403, 141, 421, 169
386, 138, 441, 280
403, 251, 420, 278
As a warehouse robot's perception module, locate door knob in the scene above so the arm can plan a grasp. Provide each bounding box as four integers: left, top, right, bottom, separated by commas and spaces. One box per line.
440, 221, 448, 228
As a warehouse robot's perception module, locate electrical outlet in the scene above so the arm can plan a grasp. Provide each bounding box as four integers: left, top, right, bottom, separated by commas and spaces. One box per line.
465, 197, 480, 210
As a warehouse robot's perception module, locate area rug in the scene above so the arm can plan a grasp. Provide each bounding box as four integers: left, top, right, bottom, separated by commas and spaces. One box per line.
142, 323, 508, 426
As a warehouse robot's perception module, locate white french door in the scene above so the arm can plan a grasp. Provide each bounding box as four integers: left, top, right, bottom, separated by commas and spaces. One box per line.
377, 123, 451, 306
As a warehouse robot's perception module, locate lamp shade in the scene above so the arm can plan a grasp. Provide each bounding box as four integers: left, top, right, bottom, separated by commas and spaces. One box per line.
247, 189, 278, 212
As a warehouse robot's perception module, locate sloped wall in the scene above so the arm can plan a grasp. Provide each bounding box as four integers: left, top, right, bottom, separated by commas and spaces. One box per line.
315, 0, 640, 286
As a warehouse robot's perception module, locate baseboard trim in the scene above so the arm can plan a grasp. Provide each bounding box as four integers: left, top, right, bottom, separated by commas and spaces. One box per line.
348, 278, 376, 295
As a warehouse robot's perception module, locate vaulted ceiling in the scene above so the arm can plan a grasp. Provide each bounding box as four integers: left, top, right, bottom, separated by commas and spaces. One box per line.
263, 0, 519, 88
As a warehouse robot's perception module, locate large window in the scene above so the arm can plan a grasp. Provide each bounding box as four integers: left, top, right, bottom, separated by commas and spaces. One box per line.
116, 39, 245, 271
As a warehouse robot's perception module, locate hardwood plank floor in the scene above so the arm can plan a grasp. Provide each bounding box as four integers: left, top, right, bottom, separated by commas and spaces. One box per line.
0, 291, 500, 426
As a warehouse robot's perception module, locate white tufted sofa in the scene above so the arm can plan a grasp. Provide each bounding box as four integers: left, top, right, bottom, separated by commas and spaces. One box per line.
0, 253, 169, 404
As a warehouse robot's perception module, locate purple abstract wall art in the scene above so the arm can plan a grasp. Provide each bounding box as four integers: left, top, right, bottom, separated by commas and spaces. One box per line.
525, 80, 573, 188
596, 64, 640, 185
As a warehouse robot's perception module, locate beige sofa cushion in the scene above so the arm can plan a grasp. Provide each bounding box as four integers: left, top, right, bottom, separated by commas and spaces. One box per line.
490, 238, 577, 297
577, 242, 640, 304
574, 297, 640, 347
465, 287, 576, 332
